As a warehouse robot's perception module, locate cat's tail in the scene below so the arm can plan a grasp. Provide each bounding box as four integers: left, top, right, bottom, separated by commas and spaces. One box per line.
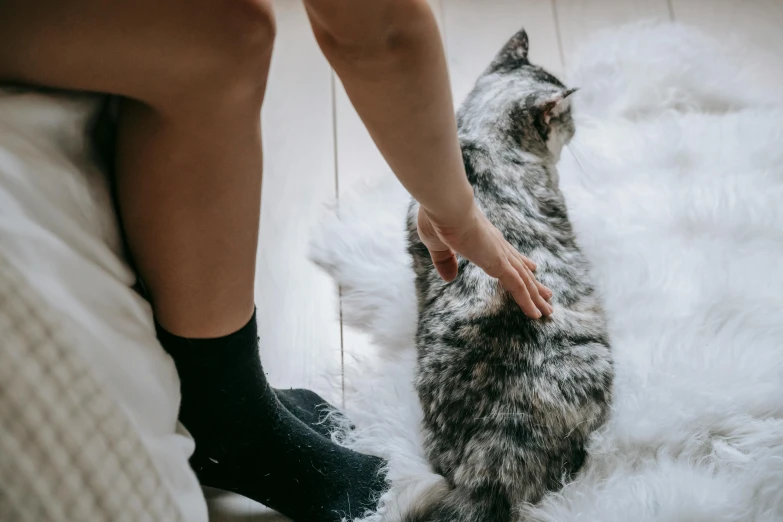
402, 482, 510, 522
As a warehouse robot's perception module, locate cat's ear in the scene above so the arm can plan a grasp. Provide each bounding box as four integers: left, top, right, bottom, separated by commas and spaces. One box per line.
534, 88, 578, 127
489, 28, 529, 70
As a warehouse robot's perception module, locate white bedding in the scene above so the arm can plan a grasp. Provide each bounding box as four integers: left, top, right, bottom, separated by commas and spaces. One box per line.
0, 91, 207, 521
311, 23, 783, 521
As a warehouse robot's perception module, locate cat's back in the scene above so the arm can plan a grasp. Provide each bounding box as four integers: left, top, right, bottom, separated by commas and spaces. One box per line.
406, 148, 612, 493
410, 254, 611, 499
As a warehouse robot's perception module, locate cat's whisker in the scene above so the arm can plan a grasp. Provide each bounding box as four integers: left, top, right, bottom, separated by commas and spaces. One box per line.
566, 141, 592, 176
573, 139, 603, 177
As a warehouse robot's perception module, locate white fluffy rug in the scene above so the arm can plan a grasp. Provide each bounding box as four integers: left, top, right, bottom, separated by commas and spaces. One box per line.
310, 23, 783, 522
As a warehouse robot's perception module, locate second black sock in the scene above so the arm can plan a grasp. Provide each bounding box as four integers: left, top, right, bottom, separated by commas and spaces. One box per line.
275, 387, 351, 438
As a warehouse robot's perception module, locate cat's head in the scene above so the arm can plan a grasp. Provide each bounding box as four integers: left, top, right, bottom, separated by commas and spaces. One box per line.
457, 28, 576, 162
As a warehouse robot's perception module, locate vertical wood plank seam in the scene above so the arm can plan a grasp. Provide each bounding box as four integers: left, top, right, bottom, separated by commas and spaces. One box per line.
550, 0, 567, 70
331, 71, 340, 198
330, 69, 346, 407
666, 0, 676, 22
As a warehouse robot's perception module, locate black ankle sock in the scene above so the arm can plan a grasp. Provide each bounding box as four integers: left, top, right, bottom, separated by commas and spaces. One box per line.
157, 312, 387, 521
274, 388, 352, 438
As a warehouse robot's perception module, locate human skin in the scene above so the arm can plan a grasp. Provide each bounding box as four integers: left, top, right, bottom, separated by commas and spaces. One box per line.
0, 0, 551, 339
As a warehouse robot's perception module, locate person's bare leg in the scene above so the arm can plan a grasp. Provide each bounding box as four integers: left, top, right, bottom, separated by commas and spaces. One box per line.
0, 0, 272, 337
116, 97, 263, 337
0, 3, 387, 520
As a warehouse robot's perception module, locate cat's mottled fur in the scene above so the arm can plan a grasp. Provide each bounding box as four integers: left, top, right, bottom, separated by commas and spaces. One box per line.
404, 29, 613, 522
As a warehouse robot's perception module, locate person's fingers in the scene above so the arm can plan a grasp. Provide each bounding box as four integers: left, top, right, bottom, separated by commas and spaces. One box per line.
527, 272, 553, 316
537, 281, 553, 301
497, 262, 541, 319
527, 277, 553, 316
429, 207, 553, 313
509, 255, 552, 316
511, 251, 552, 300
521, 256, 537, 271
531, 280, 553, 315
429, 247, 459, 282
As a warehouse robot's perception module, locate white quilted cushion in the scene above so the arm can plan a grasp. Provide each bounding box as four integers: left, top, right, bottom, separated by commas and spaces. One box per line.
0, 89, 207, 522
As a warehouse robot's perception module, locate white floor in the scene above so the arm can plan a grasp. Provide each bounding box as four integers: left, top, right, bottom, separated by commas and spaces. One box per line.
212, 1, 783, 520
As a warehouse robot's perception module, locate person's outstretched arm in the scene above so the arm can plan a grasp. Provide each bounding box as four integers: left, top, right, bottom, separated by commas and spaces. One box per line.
303, 0, 553, 319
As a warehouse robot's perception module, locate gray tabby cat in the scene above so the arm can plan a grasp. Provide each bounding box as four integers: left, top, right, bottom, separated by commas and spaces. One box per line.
405, 29, 613, 522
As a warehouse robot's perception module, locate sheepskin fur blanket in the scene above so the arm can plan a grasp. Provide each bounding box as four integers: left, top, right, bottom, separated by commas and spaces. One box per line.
311, 22, 783, 522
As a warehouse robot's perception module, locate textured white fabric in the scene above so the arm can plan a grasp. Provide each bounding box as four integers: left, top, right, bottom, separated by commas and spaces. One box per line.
0, 90, 207, 522
0, 253, 185, 521
311, 23, 783, 521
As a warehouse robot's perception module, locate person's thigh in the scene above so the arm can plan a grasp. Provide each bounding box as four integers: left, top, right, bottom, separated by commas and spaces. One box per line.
0, 0, 274, 107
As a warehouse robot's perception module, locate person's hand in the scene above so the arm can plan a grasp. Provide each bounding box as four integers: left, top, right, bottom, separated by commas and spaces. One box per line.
417, 203, 554, 319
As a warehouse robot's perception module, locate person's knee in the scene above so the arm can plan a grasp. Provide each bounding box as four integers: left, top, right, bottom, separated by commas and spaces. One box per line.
152, 0, 276, 110
306, 0, 432, 65
221, 0, 276, 83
